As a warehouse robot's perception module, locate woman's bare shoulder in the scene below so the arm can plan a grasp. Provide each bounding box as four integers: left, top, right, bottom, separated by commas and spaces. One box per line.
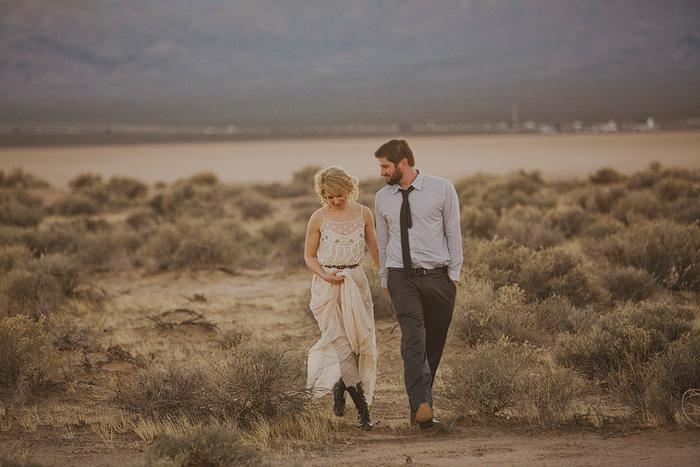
307, 208, 324, 227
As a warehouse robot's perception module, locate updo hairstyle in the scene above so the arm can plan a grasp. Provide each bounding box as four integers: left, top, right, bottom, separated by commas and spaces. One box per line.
313, 166, 359, 205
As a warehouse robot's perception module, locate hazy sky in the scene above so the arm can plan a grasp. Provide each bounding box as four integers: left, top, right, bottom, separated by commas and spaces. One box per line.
1, 0, 699, 126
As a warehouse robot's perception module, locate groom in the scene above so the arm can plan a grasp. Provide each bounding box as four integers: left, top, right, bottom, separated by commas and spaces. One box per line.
373, 138, 462, 429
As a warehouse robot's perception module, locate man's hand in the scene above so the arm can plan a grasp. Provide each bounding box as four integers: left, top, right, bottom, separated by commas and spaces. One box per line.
382, 287, 391, 299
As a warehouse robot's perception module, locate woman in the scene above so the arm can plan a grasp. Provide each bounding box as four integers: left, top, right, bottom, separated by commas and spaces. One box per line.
304, 166, 380, 430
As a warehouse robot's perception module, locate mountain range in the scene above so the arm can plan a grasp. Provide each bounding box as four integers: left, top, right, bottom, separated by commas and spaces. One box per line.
1, 0, 699, 127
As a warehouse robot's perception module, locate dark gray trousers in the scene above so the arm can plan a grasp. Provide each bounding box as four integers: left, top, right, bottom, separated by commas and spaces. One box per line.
387, 268, 456, 411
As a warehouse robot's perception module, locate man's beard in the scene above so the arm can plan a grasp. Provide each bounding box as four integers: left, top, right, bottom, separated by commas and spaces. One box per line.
386, 168, 403, 185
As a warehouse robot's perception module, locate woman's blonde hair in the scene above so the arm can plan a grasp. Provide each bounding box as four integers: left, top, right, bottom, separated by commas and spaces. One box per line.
313, 166, 359, 205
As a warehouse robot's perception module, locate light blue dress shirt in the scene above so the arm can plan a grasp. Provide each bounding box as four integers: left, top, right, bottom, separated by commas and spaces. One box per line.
375, 171, 463, 287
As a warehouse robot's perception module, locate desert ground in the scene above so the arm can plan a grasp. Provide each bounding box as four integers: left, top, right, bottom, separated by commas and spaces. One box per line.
2, 268, 699, 466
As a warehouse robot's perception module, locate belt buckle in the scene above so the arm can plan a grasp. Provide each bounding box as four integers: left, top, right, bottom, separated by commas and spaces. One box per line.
413, 267, 427, 275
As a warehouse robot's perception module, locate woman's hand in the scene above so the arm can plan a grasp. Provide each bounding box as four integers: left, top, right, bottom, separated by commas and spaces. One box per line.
324, 269, 346, 284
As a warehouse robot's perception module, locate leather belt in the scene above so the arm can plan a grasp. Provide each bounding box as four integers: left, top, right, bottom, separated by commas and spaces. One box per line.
389, 266, 448, 275
322, 264, 359, 269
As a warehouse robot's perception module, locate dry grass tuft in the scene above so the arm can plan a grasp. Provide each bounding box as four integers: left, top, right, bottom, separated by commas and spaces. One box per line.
0, 315, 57, 404
147, 421, 260, 466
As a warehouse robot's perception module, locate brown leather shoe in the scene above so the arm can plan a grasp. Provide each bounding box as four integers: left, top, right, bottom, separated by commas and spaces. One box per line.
415, 402, 433, 423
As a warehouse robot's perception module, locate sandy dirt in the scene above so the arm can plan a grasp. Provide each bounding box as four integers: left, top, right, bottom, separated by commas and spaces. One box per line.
2, 268, 699, 466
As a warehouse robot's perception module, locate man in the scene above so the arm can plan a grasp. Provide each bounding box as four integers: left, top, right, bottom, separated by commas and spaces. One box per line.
374, 138, 462, 429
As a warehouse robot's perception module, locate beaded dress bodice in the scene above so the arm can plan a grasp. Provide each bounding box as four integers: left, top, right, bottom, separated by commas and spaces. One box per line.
317, 210, 365, 267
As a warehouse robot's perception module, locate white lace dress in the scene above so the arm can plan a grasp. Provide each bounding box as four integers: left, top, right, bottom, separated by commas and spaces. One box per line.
307, 210, 378, 404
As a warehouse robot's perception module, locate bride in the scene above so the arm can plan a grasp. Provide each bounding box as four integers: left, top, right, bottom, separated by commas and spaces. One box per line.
304, 166, 380, 430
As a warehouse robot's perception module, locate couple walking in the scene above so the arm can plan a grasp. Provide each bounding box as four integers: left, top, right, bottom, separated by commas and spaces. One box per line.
304, 139, 463, 430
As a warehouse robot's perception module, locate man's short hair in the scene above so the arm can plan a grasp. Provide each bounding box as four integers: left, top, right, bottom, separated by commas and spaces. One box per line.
374, 139, 415, 167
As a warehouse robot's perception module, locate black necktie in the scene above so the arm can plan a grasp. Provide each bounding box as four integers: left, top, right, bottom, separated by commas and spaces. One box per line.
400, 186, 415, 271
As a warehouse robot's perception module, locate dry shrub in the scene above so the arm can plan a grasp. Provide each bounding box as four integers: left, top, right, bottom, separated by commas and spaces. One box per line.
518, 247, 607, 307
141, 218, 242, 271
69, 173, 102, 191
465, 239, 604, 307
494, 205, 565, 249
75, 229, 141, 267
19, 220, 137, 268
118, 337, 313, 427
649, 329, 700, 419
588, 219, 700, 291
627, 162, 664, 189
0, 245, 33, 273
602, 266, 659, 302
22, 222, 80, 255
67, 173, 109, 206
67, 173, 147, 209
0, 225, 26, 248
1, 269, 62, 320
611, 191, 662, 223
555, 300, 694, 381
258, 220, 307, 268
0, 315, 57, 402
454, 172, 498, 203
460, 206, 498, 239
0, 167, 49, 189
581, 216, 624, 239
667, 196, 700, 225
209, 336, 312, 426
148, 422, 259, 466
610, 328, 700, 421
523, 363, 585, 427
126, 209, 157, 230
149, 174, 226, 220
555, 317, 652, 381
464, 237, 531, 289
453, 278, 541, 345
587, 185, 629, 214
50, 194, 100, 216
104, 176, 148, 206
48, 311, 102, 352
533, 295, 597, 335
442, 339, 537, 420
654, 176, 697, 203
238, 192, 273, 220
0, 254, 80, 320
0, 189, 44, 227
260, 220, 292, 245
546, 204, 588, 238
479, 170, 545, 211
608, 348, 656, 418
590, 167, 626, 185
623, 300, 695, 354
116, 363, 211, 418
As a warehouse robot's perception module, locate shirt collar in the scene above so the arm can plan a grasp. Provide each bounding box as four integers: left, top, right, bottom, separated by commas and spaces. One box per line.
391, 169, 423, 194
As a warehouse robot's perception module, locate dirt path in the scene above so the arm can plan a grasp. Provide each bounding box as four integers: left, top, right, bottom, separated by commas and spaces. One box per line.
2, 269, 699, 466
294, 426, 700, 466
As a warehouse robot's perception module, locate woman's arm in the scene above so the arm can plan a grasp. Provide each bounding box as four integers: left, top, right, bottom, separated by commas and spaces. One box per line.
363, 205, 381, 271
304, 210, 344, 284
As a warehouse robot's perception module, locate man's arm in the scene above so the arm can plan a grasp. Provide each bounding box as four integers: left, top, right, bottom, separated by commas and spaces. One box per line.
443, 182, 463, 283
375, 192, 390, 289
